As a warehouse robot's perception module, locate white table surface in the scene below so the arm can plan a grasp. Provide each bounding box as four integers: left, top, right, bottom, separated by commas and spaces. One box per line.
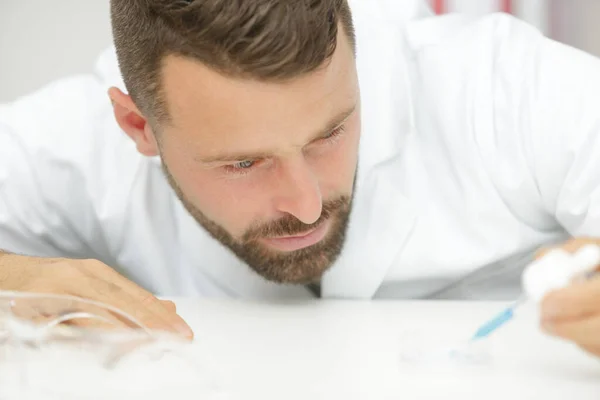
170, 298, 600, 400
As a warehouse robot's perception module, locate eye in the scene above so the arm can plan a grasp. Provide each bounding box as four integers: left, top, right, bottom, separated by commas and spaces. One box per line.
233, 160, 255, 169
222, 159, 260, 176
321, 125, 346, 142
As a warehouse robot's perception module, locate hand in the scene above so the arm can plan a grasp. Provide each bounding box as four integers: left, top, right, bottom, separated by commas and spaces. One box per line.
0, 252, 193, 339
537, 238, 600, 356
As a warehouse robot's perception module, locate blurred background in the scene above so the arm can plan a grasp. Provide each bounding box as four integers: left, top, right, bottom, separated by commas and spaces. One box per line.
428, 0, 600, 56
1, 0, 599, 103
0, 2, 112, 102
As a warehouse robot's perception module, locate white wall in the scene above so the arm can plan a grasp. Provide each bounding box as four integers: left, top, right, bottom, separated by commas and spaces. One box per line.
2, 0, 600, 103
0, 1, 112, 102
549, 0, 600, 59
430, 0, 600, 57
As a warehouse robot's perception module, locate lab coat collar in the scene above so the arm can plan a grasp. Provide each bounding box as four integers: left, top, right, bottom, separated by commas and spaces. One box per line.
321, 156, 418, 298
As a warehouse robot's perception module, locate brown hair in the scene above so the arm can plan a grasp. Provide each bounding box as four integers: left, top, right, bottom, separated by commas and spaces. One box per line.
110, 0, 355, 124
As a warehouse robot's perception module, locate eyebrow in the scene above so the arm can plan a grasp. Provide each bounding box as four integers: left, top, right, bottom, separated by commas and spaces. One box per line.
195, 103, 357, 165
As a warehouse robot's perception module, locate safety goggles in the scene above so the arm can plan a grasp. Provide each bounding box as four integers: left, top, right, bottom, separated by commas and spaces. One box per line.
0, 291, 223, 399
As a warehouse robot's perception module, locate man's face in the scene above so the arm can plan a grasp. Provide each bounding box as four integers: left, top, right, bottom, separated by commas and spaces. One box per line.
154, 32, 360, 284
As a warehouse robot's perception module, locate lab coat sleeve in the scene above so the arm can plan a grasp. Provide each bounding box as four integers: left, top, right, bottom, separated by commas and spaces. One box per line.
0, 76, 116, 260
525, 29, 600, 237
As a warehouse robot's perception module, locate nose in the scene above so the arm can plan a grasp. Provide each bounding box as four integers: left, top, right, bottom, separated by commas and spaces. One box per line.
272, 157, 322, 225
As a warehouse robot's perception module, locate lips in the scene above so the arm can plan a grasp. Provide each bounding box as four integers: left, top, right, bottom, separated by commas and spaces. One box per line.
260, 219, 331, 252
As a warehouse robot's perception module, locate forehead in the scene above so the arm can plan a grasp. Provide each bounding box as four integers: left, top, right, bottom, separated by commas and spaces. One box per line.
158, 34, 358, 154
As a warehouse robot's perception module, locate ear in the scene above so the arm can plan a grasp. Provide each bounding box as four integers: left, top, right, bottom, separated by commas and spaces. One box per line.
108, 87, 159, 157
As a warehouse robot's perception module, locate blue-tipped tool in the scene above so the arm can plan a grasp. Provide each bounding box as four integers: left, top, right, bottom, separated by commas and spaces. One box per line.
470, 297, 526, 341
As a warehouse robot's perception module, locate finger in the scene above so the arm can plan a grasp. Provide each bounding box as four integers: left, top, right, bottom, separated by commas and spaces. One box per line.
99, 291, 193, 340
579, 344, 600, 358
73, 262, 194, 339
536, 238, 600, 259
160, 300, 177, 313
540, 275, 600, 322
5, 293, 132, 331
50, 308, 128, 330
91, 296, 193, 339
542, 313, 600, 349
123, 293, 193, 339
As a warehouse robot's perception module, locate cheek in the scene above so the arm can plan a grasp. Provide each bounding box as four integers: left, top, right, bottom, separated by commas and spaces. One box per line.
165, 160, 263, 236
312, 128, 359, 197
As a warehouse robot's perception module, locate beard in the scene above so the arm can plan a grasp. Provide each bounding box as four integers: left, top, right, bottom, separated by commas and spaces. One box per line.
161, 163, 354, 285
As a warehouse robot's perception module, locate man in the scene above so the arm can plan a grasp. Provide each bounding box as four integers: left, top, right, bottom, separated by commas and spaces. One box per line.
0, 0, 599, 355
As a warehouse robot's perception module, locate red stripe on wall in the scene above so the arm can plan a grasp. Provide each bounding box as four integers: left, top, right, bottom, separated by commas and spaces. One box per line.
432, 0, 446, 15
500, 0, 513, 14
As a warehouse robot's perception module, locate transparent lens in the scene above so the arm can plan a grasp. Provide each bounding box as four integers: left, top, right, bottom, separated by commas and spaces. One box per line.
0, 291, 225, 399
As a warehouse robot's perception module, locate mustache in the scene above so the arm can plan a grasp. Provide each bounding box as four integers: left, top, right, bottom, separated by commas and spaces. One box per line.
242, 196, 350, 241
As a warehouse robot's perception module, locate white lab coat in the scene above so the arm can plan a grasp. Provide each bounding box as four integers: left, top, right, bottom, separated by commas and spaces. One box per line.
1, 0, 599, 300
